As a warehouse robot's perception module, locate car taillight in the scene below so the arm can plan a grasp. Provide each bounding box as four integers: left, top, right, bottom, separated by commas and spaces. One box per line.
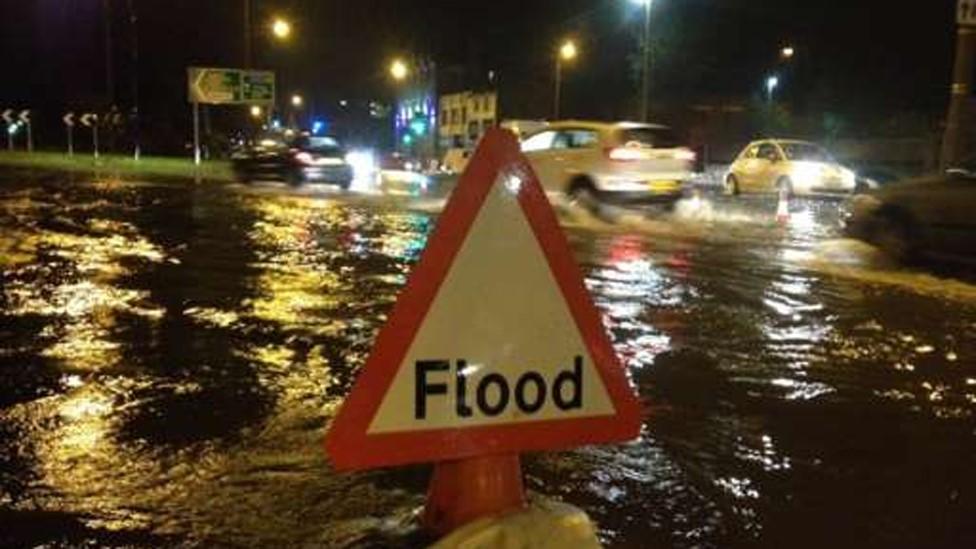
605, 147, 644, 162
294, 151, 315, 165
674, 148, 696, 161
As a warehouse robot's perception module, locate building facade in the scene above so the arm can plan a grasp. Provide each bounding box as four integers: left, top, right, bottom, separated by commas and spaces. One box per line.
438, 91, 498, 150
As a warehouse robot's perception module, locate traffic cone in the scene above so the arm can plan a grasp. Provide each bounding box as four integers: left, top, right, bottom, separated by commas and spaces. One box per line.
775, 187, 790, 224
423, 454, 526, 536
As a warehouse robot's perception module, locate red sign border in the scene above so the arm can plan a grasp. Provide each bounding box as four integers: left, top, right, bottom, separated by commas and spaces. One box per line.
325, 128, 643, 471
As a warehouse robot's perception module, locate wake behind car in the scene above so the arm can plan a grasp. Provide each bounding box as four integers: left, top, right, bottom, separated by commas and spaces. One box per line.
725, 139, 857, 197
843, 160, 976, 263
232, 133, 354, 188
520, 121, 696, 208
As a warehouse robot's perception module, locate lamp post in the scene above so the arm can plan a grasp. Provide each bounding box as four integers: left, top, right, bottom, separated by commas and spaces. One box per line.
554, 40, 578, 119
766, 75, 779, 104
271, 18, 292, 40
390, 59, 409, 81
630, 0, 653, 121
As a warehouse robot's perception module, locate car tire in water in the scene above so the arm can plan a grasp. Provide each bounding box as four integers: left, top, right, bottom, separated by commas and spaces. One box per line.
725, 174, 740, 196
873, 209, 915, 263
286, 169, 304, 186
567, 177, 602, 215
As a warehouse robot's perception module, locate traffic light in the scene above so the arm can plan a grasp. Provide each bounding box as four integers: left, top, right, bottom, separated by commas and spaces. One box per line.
409, 116, 428, 137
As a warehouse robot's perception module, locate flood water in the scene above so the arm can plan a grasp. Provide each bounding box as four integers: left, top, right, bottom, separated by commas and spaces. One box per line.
1, 170, 975, 548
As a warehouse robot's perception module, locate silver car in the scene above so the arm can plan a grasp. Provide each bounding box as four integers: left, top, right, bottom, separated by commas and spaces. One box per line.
520, 121, 696, 208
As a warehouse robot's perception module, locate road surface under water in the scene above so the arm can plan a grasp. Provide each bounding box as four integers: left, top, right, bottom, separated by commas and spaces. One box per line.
1, 169, 975, 548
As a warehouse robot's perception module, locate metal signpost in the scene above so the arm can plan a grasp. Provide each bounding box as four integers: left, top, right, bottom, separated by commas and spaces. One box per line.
186, 67, 275, 165
63, 113, 75, 156
2, 109, 13, 151
81, 113, 98, 159
942, 0, 976, 167
19, 110, 32, 153
325, 129, 642, 538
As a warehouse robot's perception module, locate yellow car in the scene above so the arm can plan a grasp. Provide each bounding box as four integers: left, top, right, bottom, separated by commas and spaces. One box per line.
725, 139, 857, 196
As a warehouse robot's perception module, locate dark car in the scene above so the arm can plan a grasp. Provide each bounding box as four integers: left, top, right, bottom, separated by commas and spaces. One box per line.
842, 160, 976, 262
231, 133, 354, 188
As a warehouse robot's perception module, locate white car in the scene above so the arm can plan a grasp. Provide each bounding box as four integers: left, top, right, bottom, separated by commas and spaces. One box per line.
520, 121, 696, 207
725, 139, 857, 196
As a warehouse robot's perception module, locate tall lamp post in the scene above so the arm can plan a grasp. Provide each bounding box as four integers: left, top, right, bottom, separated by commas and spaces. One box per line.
766, 75, 779, 104
554, 40, 578, 119
630, 0, 653, 121
941, 2, 976, 169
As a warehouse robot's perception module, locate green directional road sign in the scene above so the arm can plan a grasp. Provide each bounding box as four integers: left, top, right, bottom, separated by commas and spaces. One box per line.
242, 71, 275, 103
187, 67, 275, 105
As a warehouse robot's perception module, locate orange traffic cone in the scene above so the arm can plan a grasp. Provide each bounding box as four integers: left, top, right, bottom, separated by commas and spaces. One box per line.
775, 187, 790, 224
423, 454, 526, 536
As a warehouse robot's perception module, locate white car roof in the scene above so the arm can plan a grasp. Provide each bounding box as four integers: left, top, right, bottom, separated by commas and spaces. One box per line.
546, 120, 671, 132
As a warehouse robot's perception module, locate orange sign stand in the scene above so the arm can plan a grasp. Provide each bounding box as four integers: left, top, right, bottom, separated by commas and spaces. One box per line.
325, 128, 642, 535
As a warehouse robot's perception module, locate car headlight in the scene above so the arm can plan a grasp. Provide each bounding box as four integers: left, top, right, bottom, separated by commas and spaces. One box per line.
840, 168, 857, 188
790, 163, 822, 188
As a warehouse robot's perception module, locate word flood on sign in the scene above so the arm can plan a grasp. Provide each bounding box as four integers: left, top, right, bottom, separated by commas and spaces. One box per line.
415, 357, 584, 419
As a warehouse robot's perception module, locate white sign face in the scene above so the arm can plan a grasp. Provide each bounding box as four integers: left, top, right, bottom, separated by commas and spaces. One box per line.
960, 0, 976, 26
367, 176, 616, 434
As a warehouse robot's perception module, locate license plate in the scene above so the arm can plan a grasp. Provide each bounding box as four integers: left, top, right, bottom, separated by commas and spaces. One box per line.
648, 180, 679, 191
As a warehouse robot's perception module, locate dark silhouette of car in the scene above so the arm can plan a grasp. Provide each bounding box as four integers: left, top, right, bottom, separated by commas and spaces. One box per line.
231, 133, 353, 188
843, 160, 976, 262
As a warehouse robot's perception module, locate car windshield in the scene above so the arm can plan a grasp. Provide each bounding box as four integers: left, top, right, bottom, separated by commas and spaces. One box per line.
781, 143, 831, 162
619, 127, 680, 148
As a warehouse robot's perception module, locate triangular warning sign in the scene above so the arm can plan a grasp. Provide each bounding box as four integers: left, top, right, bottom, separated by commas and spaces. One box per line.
325, 128, 642, 470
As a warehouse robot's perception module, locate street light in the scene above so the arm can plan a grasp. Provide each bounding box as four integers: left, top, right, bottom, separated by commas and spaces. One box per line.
766, 75, 779, 103
560, 41, 578, 61
390, 59, 409, 81
630, 0, 653, 121
250, 105, 263, 118
271, 18, 292, 40
781, 46, 795, 60
554, 39, 578, 119
291, 94, 303, 108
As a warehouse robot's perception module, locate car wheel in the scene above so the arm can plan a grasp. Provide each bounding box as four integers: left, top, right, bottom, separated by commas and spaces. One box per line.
725, 174, 740, 196
567, 178, 601, 214
286, 169, 304, 186
338, 178, 352, 191
873, 209, 915, 262
776, 177, 794, 199
854, 177, 876, 194
233, 169, 251, 183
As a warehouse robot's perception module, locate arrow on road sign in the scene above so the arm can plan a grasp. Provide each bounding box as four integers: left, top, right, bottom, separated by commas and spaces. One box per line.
18, 110, 29, 124
325, 128, 643, 471
80, 113, 96, 127
63, 112, 74, 127
1, 109, 12, 125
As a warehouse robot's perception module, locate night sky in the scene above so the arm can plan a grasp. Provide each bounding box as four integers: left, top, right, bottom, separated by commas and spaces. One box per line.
0, 0, 961, 148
